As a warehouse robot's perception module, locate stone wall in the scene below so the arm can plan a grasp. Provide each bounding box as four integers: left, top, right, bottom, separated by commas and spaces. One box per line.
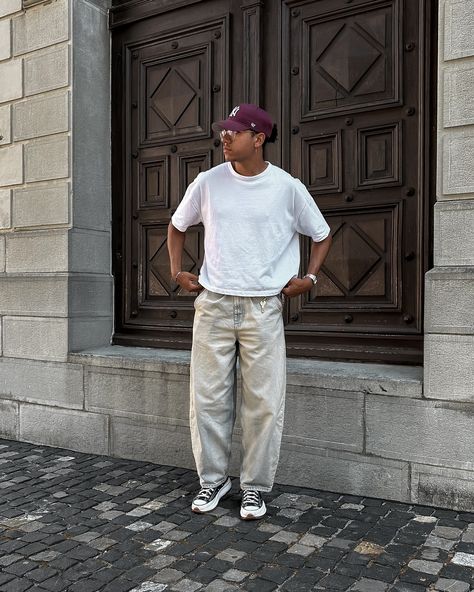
0, 0, 113, 364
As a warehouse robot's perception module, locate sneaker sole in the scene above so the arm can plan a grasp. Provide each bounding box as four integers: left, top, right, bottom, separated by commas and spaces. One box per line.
240, 500, 266, 520
191, 478, 232, 513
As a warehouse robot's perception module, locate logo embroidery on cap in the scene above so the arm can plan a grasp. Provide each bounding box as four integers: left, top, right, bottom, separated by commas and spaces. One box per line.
229, 106, 240, 117
250, 122, 256, 127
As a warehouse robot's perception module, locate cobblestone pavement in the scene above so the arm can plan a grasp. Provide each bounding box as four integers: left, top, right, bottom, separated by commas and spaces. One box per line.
1, 439, 474, 592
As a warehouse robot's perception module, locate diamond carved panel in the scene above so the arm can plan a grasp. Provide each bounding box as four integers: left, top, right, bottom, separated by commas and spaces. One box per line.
310, 208, 397, 306
144, 47, 210, 143
303, 2, 398, 117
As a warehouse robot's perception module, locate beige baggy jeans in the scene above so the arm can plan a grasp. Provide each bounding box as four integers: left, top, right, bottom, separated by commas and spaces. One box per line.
190, 289, 286, 492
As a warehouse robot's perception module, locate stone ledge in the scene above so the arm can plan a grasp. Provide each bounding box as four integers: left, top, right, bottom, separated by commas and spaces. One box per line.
70, 345, 423, 396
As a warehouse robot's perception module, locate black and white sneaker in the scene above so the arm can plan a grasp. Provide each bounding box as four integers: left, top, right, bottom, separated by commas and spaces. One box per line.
240, 490, 266, 520
191, 477, 231, 513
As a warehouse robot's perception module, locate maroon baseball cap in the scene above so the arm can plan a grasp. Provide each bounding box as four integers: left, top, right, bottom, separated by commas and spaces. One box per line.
212, 104, 274, 138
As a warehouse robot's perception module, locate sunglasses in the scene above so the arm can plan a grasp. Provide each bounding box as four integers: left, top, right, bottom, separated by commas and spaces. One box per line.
219, 130, 258, 142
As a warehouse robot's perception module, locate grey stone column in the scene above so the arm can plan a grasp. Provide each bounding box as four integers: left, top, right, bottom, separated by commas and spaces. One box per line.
420, 0, 474, 504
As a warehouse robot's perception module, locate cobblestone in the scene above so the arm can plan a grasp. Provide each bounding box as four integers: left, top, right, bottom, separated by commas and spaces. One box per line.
1, 438, 474, 591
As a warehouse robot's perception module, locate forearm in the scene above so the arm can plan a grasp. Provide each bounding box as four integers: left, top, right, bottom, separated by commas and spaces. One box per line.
167, 222, 186, 279
306, 234, 332, 275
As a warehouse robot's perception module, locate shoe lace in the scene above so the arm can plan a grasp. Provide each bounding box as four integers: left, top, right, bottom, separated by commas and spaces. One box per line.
195, 486, 215, 502
242, 490, 261, 507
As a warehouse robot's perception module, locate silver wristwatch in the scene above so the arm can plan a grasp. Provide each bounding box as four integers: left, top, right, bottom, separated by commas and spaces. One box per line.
303, 273, 318, 285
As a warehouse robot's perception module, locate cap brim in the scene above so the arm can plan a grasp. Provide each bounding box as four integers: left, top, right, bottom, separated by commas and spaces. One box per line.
211, 119, 249, 132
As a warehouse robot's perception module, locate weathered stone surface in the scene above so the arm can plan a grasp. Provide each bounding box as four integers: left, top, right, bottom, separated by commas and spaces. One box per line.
12, 182, 69, 228
0, 235, 5, 271
24, 44, 69, 96
0, 18, 11, 62
13, 91, 69, 140
85, 366, 189, 419
0, 0, 21, 19
0, 59, 22, 103
0, 104, 12, 145
441, 133, 474, 197
20, 403, 108, 455
0, 144, 22, 186
69, 317, 112, 351
72, 0, 111, 231
366, 396, 474, 470
0, 357, 83, 408
434, 201, 474, 266
70, 228, 110, 273
284, 387, 363, 453
424, 334, 474, 402
0, 274, 68, 315
3, 316, 68, 361
425, 268, 474, 334
24, 135, 69, 182
0, 188, 11, 228
111, 417, 194, 468
13, 0, 69, 55
443, 62, 474, 128
277, 446, 410, 501
6, 229, 68, 272
444, 0, 474, 61
69, 274, 113, 318
0, 400, 18, 439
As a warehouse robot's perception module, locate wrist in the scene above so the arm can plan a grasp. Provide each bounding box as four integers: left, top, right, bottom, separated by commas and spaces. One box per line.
172, 270, 183, 282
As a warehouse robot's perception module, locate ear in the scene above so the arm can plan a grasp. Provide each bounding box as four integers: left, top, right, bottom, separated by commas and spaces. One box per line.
254, 132, 265, 148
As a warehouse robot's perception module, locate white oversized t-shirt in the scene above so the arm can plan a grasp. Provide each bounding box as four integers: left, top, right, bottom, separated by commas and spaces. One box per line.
171, 162, 330, 297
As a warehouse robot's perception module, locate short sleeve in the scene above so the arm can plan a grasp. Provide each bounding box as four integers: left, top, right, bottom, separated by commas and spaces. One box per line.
171, 174, 203, 231
293, 180, 331, 242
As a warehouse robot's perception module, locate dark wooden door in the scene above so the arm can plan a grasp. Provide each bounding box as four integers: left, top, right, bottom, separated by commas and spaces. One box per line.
111, 0, 434, 363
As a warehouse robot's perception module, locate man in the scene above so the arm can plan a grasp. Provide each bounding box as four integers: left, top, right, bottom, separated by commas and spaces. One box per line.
168, 104, 331, 520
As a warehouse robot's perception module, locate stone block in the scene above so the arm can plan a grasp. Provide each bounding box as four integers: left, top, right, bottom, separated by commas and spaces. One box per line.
277, 445, 410, 502
366, 395, 474, 470
0, 357, 83, 408
0, 274, 68, 315
0, 104, 12, 145
441, 132, 474, 196
425, 268, 474, 334
0, 144, 23, 187
0, 59, 22, 103
24, 44, 69, 96
69, 274, 113, 317
284, 387, 363, 453
70, 228, 110, 273
0, 19, 11, 61
13, 0, 69, 56
12, 182, 69, 228
0, 400, 18, 440
6, 229, 68, 272
72, 0, 111, 231
13, 91, 69, 141
0, 0, 21, 19
111, 416, 194, 469
287, 358, 422, 397
412, 464, 474, 512
443, 62, 474, 128
424, 334, 474, 402
0, 188, 11, 228
24, 135, 69, 182
434, 201, 474, 266
3, 316, 68, 361
444, 0, 474, 61
85, 366, 189, 420
69, 317, 112, 351
20, 403, 108, 455
0, 235, 5, 271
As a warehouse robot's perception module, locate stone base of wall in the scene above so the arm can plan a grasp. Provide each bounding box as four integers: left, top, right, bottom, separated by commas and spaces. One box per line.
0, 346, 473, 512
